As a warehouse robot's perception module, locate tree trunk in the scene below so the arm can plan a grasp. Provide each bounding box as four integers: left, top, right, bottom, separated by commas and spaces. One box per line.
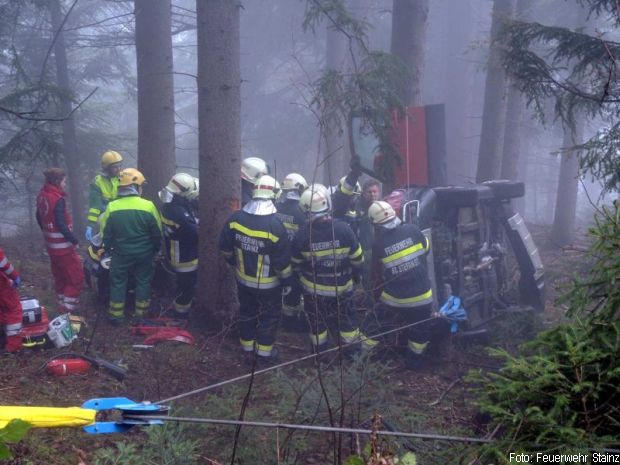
134, 0, 176, 201
390, 0, 428, 106
322, 23, 348, 186
195, 0, 241, 320
499, 81, 523, 180
500, 0, 534, 181
550, 122, 582, 246
50, 0, 86, 236
442, 0, 477, 184
475, 0, 514, 183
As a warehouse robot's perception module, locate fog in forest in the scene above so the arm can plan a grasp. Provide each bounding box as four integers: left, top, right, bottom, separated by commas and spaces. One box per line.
0, 0, 616, 240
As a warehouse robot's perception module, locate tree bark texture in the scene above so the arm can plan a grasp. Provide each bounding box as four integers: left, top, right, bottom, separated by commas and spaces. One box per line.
390, 0, 428, 106
500, 0, 534, 181
322, 24, 348, 186
500, 81, 524, 180
195, 0, 241, 319
50, 0, 86, 236
475, 0, 514, 183
134, 0, 176, 201
442, 0, 476, 183
550, 122, 582, 246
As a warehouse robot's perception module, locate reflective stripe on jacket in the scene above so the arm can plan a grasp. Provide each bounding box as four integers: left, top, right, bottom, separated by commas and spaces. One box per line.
219, 210, 291, 290
291, 218, 363, 297
0, 248, 19, 281
100, 195, 162, 256
373, 223, 432, 308
87, 174, 119, 224
162, 196, 198, 272
275, 198, 307, 241
36, 183, 75, 255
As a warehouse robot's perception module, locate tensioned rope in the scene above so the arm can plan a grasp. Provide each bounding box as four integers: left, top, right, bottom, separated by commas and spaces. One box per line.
156, 315, 439, 404
123, 414, 492, 444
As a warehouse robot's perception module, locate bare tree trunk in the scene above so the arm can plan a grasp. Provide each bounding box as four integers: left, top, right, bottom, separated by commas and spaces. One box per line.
500, 0, 534, 181
322, 24, 348, 186
475, 0, 514, 183
550, 122, 582, 246
135, 0, 176, 201
499, 81, 523, 180
443, 0, 475, 184
50, 0, 86, 236
195, 0, 241, 319
390, 0, 428, 106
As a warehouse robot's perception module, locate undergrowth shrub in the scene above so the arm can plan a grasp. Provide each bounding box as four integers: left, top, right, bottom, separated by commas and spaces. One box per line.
470, 204, 620, 462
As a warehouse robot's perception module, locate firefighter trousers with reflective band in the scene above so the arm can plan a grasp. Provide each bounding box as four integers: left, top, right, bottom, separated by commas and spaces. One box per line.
0, 278, 22, 352
237, 284, 281, 356
361, 303, 433, 356
50, 252, 84, 314
109, 252, 155, 319
173, 270, 196, 314
303, 292, 360, 348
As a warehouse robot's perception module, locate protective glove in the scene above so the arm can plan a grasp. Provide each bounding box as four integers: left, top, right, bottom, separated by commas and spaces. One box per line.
350, 156, 363, 177
12, 276, 21, 288
282, 286, 292, 296
85, 226, 94, 242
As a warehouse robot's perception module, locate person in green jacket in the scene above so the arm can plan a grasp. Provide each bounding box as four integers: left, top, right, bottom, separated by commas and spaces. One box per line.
100, 168, 162, 324
85, 150, 123, 241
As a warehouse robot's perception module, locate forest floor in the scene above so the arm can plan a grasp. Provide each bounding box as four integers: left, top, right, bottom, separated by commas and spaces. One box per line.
0, 223, 592, 465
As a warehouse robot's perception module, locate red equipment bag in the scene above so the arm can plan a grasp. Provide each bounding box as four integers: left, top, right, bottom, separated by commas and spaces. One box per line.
143, 328, 195, 345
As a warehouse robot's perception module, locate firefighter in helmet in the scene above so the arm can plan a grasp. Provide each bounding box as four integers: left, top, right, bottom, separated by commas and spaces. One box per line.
219, 175, 292, 362
36, 168, 84, 314
159, 173, 199, 318
100, 168, 162, 324
240, 157, 268, 207
331, 157, 363, 236
0, 247, 23, 353
86, 150, 123, 241
291, 185, 365, 354
276, 173, 308, 330
365, 200, 433, 369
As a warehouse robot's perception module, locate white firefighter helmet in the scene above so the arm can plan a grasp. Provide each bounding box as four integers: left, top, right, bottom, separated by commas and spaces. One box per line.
168, 173, 198, 198
300, 186, 331, 214
252, 175, 280, 200
368, 200, 397, 225
282, 173, 308, 192
241, 157, 268, 183
339, 176, 361, 195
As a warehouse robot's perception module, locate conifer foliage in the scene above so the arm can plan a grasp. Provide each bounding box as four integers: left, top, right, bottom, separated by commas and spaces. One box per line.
472, 203, 620, 460
498, 0, 620, 191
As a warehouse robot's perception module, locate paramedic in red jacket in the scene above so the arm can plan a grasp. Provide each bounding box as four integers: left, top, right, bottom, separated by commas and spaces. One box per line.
0, 247, 23, 352
36, 168, 84, 314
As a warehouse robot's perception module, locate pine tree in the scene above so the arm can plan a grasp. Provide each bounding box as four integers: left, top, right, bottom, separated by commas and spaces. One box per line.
499, 0, 620, 192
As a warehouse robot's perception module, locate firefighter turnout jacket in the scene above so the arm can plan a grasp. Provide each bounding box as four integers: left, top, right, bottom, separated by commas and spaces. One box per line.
276, 197, 307, 240
219, 208, 292, 290
331, 171, 361, 236
373, 223, 432, 308
161, 195, 198, 272
291, 218, 363, 297
87, 174, 119, 225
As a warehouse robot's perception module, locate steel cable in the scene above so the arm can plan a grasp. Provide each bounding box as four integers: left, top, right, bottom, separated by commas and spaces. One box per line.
156, 315, 438, 404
